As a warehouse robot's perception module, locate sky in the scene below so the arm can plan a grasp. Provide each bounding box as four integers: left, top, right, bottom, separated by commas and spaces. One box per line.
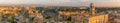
0, 0, 120, 7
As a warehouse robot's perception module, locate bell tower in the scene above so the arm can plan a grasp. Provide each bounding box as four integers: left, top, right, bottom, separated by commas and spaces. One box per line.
90, 0, 96, 15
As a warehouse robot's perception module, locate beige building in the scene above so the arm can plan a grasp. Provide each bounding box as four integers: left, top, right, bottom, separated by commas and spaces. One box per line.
71, 14, 109, 23
71, 0, 109, 23
88, 14, 108, 23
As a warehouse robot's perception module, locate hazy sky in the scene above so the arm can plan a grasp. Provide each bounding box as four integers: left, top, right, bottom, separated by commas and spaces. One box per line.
0, 0, 120, 7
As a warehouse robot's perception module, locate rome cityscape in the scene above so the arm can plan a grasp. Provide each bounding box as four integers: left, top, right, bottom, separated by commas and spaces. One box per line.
0, 0, 120, 23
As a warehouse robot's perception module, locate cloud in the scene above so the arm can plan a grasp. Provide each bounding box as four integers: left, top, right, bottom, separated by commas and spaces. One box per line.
80, 0, 89, 2
0, 0, 119, 7
39, 0, 76, 3
95, 0, 120, 2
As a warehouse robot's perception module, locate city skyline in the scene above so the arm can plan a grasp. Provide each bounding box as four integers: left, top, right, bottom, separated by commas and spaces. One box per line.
0, 0, 120, 7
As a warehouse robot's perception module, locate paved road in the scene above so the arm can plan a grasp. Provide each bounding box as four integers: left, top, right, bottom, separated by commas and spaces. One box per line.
17, 7, 27, 18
